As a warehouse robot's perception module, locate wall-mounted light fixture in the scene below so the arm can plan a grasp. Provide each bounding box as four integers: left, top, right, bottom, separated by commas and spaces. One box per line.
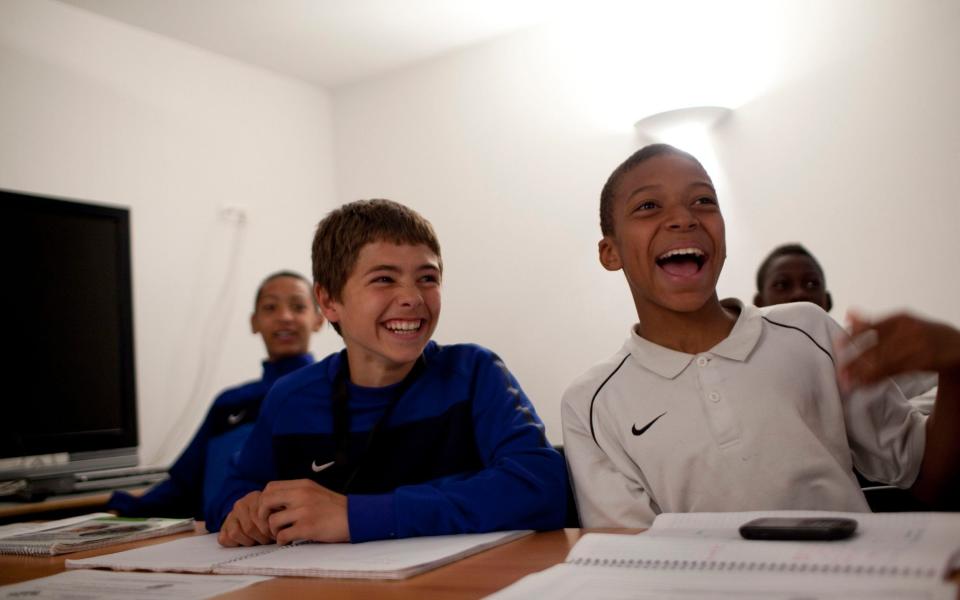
634, 105, 732, 186
634, 105, 732, 147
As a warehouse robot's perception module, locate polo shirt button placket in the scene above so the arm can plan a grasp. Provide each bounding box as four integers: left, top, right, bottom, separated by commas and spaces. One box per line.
708, 392, 720, 403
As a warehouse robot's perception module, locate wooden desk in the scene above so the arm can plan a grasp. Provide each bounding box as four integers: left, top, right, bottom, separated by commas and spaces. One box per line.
0, 488, 147, 525
4, 529, 957, 599
0, 528, 601, 599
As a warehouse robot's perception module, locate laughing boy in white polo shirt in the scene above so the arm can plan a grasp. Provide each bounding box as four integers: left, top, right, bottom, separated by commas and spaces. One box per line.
562, 144, 960, 527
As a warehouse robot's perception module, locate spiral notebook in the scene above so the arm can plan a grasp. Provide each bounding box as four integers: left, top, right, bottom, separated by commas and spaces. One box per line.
0, 513, 193, 556
66, 529, 531, 580
487, 511, 960, 600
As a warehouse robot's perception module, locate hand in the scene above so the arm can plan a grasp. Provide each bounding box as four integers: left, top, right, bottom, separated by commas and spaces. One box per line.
837, 310, 960, 389
218, 490, 274, 547
257, 479, 350, 545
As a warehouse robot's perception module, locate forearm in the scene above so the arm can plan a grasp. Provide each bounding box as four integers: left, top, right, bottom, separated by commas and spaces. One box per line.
107, 478, 195, 518
910, 367, 960, 507
350, 449, 567, 543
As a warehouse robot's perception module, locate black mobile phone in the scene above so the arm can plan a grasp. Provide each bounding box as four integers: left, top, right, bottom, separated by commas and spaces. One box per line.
738, 517, 858, 541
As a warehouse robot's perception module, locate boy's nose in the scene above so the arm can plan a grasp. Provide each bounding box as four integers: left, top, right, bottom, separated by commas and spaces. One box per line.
396, 284, 424, 307
665, 206, 698, 230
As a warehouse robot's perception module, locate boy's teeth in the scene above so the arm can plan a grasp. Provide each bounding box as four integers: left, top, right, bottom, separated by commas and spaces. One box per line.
385, 320, 421, 332
657, 247, 704, 260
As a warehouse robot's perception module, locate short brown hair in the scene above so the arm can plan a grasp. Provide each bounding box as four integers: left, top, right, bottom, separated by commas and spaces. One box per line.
311, 199, 442, 304
599, 143, 704, 236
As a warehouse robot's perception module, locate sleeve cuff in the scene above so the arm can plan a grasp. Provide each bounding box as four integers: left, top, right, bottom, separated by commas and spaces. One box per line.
106, 490, 138, 514
346, 493, 396, 543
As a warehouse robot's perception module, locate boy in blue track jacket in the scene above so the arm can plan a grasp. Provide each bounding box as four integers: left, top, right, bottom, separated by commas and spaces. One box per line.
109, 271, 322, 520
210, 199, 567, 545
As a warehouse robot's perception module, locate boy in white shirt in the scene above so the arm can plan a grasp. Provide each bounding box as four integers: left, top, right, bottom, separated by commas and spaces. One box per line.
562, 144, 960, 527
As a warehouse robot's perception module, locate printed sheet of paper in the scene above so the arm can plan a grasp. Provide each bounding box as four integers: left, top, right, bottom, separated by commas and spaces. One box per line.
0, 570, 270, 600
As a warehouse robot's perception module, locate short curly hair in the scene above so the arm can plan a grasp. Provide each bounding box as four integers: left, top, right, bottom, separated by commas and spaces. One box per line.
599, 143, 704, 236
755, 243, 824, 293
253, 270, 314, 310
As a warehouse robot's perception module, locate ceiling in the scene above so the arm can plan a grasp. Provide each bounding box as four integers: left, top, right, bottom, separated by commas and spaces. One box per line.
55, 0, 564, 88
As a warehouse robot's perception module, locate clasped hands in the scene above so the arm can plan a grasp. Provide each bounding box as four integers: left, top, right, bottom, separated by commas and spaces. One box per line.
218, 479, 350, 547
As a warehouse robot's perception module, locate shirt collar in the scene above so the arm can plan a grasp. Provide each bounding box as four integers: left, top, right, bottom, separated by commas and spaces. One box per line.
625, 298, 763, 379
262, 352, 314, 384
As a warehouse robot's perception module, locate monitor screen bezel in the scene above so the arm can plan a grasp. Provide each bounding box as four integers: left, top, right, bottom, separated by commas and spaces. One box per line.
0, 188, 138, 476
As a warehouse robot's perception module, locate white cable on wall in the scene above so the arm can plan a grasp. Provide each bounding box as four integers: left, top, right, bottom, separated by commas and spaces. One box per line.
148, 206, 248, 467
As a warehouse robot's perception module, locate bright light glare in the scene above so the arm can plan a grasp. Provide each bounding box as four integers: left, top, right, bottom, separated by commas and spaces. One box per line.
552, 0, 787, 132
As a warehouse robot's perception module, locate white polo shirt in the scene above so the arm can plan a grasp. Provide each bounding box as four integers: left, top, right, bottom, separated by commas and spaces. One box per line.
562, 300, 927, 528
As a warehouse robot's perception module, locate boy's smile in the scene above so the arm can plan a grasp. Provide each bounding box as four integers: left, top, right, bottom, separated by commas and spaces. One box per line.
599, 153, 726, 319
317, 241, 441, 387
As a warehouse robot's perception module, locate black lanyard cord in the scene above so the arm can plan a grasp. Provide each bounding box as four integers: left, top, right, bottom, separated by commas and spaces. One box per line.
331, 352, 426, 493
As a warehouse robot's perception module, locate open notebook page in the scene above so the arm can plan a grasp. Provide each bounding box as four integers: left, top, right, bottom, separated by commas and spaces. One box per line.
566, 511, 960, 580
68, 530, 532, 580
485, 563, 958, 600
218, 530, 532, 579
66, 535, 275, 573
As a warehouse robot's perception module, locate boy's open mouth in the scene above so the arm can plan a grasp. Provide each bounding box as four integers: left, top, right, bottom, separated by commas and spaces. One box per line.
383, 319, 424, 334
655, 248, 706, 278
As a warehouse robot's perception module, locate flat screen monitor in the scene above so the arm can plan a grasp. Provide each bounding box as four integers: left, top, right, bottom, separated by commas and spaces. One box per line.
0, 189, 138, 484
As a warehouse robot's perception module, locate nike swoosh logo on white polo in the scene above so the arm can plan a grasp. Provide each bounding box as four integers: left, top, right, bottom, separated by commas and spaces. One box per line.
311, 460, 335, 473
631, 412, 667, 436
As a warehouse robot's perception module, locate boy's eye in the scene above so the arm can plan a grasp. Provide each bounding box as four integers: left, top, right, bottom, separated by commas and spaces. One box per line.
419, 274, 440, 284
633, 200, 658, 212
771, 281, 788, 291
261, 304, 276, 312
371, 275, 394, 284
804, 280, 822, 290
694, 196, 717, 206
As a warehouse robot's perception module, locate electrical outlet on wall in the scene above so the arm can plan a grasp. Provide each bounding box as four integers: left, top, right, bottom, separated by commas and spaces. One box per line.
219, 205, 248, 225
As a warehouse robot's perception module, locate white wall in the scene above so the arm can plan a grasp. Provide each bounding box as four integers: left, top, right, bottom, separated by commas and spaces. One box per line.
0, 0, 343, 465
334, 0, 960, 443
2, 0, 957, 461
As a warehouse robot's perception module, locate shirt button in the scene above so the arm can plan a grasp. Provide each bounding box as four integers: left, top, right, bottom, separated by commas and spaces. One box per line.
697, 356, 709, 367
708, 392, 720, 402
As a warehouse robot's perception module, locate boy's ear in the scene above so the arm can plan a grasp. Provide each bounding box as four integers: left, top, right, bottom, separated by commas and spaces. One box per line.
314, 283, 341, 325
250, 312, 260, 334
598, 237, 623, 272
825, 291, 833, 313
753, 293, 766, 307
311, 310, 325, 331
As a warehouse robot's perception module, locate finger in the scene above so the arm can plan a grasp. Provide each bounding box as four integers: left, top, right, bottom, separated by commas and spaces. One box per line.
264, 478, 314, 493
267, 507, 298, 539
237, 509, 273, 545
273, 511, 317, 546
845, 310, 871, 336
275, 522, 304, 546
217, 528, 236, 547
844, 340, 915, 386
223, 519, 257, 547
836, 328, 878, 367
257, 489, 293, 522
